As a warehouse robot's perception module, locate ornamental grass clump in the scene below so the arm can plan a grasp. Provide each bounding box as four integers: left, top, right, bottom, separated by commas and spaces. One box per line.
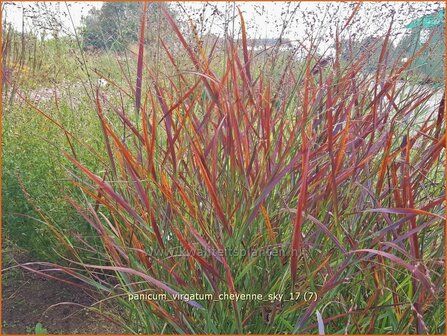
21, 4, 445, 334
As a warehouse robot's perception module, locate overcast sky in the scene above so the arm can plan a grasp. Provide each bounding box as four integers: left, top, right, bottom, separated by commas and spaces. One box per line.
2, 2, 102, 34
3, 1, 445, 43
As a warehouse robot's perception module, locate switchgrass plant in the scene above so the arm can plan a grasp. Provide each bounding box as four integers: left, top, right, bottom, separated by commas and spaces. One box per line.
9, 4, 445, 334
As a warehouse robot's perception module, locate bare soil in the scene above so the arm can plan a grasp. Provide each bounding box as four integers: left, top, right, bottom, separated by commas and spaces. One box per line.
2, 242, 126, 334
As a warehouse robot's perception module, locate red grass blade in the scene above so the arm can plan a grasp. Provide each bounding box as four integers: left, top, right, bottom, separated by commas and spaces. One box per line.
290, 146, 310, 284
347, 249, 434, 292
238, 8, 252, 84
135, 2, 148, 114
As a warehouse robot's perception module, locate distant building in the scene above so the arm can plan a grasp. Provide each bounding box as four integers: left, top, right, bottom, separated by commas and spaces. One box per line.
244, 38, 293, 52
199, 34, 294, 54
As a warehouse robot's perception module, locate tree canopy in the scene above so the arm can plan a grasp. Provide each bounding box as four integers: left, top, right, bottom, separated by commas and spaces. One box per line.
81, 2, 175, 51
